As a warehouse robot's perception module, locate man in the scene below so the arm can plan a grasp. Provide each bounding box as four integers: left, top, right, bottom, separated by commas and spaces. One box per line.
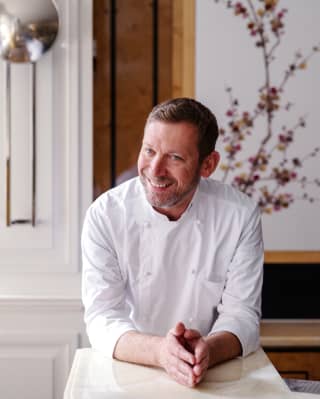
82, 98, 263, 388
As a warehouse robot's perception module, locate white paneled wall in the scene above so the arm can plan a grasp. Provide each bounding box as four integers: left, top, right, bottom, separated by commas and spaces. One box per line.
0, 298, 89, 399
0, 0, 92, 397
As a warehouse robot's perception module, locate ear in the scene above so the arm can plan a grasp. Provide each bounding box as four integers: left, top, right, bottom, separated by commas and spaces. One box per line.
200, 151, 220, 178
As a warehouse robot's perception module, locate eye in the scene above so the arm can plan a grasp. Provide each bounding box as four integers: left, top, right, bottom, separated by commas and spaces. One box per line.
144, 147, 155, 156
170, 154, 183, 161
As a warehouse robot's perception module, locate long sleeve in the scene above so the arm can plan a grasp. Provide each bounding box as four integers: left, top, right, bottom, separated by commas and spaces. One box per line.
209, 204, 264, 357
81, 202, 137, 358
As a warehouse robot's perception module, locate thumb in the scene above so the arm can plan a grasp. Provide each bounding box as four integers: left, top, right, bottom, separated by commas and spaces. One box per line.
171, 321, 186, 337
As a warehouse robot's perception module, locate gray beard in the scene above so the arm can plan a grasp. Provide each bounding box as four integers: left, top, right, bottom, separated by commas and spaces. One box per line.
140, 173, 200, 209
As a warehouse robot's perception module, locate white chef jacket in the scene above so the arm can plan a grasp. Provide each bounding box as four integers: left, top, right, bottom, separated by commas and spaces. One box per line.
82, 177, 263, 359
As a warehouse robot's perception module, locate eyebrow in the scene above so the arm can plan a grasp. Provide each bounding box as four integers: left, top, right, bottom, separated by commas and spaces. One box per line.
141, 142, 188, 157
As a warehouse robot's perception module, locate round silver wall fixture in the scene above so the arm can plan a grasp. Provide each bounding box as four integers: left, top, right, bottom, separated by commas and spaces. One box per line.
0, 0, 59, 226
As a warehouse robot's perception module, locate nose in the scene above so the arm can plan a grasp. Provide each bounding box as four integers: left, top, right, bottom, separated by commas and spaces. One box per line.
150, 155, 166, 176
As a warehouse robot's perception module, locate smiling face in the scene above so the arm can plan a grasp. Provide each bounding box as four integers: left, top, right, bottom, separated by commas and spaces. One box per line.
138, 121, 219, 220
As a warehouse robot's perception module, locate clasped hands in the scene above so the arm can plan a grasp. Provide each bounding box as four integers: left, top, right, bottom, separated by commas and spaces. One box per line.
158, 321, 210, 387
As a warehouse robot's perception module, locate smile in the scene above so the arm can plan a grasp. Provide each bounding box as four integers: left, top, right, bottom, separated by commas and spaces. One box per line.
150, 182, 169, 188
147, 178, 172, 189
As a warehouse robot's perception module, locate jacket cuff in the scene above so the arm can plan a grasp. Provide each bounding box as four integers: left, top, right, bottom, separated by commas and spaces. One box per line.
209, 316, 260, 357
87, 317, 137, 358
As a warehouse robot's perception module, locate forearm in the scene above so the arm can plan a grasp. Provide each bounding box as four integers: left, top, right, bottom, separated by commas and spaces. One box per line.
114, 330, 163, 367
205, 331, 242, 368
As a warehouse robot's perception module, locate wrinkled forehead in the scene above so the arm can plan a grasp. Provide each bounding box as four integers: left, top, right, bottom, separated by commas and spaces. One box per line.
142, 120, 200, 156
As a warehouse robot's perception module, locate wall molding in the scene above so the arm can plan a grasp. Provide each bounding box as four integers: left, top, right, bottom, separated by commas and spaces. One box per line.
261, 320, 320, 348
0, 296, 83, 312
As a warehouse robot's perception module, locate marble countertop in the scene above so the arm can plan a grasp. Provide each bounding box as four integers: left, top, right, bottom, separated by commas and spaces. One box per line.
64, 347, 320, 399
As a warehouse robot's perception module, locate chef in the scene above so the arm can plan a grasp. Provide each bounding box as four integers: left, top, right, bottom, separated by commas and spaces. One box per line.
82, 97, 263, 387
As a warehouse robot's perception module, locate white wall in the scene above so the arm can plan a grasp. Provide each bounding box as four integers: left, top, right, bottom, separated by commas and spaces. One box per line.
196, 0, 320, 251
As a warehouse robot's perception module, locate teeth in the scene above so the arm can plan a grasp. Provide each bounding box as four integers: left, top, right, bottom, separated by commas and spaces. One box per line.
149, 180, 169, 188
